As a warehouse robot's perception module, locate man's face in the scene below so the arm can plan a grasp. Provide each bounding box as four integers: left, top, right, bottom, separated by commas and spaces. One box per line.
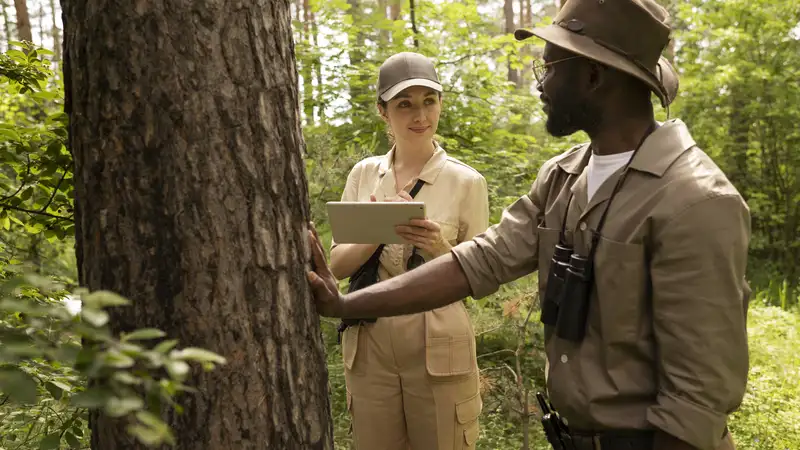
537, 43, 602, 137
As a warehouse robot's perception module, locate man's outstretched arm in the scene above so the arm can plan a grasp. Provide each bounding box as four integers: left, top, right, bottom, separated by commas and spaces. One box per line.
307, 225, 471, 318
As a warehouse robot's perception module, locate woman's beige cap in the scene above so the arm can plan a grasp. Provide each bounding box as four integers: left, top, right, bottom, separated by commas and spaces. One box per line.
377, 52, 443, 102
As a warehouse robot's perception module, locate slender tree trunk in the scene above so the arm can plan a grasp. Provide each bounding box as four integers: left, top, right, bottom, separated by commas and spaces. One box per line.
377, 0, 389, 45
409, 0, 418, 48
311, 6, 323, 124
390, 0, 401, 20
61, 0, 334, 449
302, 0, 314, 125
2, 0, 13, 49
13, 0, 32, 43
49, 0, 60, 61
504, 0, 519, 86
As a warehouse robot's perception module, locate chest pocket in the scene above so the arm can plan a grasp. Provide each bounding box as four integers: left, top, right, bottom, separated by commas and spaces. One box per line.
592, 236, 648, 344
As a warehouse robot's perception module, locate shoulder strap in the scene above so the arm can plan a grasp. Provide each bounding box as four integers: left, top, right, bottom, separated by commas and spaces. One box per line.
408, 179, 425, 198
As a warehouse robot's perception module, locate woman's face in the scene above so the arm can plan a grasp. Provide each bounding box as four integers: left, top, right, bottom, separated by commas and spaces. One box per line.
379, 86, 442, 145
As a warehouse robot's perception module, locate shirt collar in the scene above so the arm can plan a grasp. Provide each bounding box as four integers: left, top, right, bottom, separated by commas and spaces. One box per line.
555, 119, 696, 178
378, 143, 448, 184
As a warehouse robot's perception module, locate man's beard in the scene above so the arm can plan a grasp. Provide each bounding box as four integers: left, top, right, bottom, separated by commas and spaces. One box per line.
544, 91, 602, 137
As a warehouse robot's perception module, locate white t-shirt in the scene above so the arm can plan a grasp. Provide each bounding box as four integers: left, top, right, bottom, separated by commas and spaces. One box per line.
586, 150, 635, 202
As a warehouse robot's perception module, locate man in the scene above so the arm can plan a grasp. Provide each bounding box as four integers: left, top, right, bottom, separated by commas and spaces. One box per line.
307, 0, 751, 449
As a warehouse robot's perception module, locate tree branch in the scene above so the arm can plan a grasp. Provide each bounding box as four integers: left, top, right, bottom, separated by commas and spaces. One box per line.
38, 165, 69, 214
0, 204, 73, 221
0, 155, 32, 201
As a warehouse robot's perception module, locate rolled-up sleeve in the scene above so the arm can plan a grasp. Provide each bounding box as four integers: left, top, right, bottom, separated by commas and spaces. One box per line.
451, 175, 546, 299
646, 194, 751, 450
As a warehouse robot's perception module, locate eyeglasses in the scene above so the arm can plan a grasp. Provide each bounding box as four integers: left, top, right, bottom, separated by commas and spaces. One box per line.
406, 247, 426, 271
531, 56, 582, 86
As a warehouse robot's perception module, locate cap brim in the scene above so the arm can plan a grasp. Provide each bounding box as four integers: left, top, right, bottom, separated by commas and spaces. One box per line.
380, 78, 443, 102
515, 25, 679, 107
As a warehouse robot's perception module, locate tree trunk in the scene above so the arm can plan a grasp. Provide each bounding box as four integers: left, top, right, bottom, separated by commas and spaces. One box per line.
60, 0, 334, 449
12, 0, 31, 42
49, 0, 60, 61
302, 0, 314, 125
2, 1, 13, 49
390, 0, 401, 20
504, 0, 519, 86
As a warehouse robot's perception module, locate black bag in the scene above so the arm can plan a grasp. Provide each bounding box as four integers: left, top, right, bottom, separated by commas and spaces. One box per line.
336, 179, 426, 339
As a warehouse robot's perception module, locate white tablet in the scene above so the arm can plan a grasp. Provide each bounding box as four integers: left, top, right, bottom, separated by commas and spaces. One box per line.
326, 201, 426, 245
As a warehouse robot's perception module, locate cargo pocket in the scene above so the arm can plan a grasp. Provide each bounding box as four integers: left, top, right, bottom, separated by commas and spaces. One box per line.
341, 326, 362, 374
425, 303, 476, 378
456, 392, 481, 450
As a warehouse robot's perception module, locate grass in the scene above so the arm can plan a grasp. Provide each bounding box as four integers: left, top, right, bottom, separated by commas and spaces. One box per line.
323, 285, 800, 450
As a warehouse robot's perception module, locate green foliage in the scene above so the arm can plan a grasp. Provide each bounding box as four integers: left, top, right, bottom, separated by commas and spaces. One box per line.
672, 0, 800, 306
0, 41, 73, 249
0, 272, 227, 449
324, 287, 800, 450
727, 305, 800, 448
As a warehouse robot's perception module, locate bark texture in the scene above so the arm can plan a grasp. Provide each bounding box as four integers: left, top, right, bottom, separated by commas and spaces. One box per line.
60, 0, 333, 448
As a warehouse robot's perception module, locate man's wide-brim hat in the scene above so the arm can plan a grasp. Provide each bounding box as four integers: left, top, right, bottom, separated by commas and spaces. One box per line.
515, 0, 679, 107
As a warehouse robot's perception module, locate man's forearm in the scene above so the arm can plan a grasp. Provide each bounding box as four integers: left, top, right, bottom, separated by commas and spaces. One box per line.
341, 252, 471, 318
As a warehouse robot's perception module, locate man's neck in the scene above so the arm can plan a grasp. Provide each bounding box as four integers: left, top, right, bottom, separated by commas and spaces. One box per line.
588, 115, 657, 156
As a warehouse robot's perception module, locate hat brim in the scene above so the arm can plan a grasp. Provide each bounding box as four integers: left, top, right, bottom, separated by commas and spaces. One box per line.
515, 25, 679, 107
380, 78, 443, 102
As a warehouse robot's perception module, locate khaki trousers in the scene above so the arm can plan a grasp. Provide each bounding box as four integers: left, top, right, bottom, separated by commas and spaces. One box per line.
342, 302, 482, 450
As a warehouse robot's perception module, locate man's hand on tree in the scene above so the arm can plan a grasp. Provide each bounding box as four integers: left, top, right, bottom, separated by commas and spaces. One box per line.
306, 222, 345, 318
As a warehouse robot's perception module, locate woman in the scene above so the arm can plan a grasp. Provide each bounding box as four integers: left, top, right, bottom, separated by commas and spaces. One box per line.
329, 52, 489, 450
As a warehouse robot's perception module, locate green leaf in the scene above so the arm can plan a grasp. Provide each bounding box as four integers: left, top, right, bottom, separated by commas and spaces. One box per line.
122, 328, 167, 341
0, 367, 38, 404
65, 431, 81, 448
104, 349, 135, 368
71, 387, 112, 408
81, 290, 130, 309
166, 360, 190, 381
105, 396, 145, 417
153, 339, 179, 354
0, 128, 21, 142
45, 381, 64, 400
127, 424, 163, 446
170, 347, 227, 365
112, 371, 142, 385
80, 308, 109, 327
39, 433, 61, 450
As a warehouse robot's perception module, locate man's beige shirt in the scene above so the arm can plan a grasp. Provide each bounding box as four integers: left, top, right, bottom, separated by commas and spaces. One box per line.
451, 119, 751, 450
333, 145, 489, 280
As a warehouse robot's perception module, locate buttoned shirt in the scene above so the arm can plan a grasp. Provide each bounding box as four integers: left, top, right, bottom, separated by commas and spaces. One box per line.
333, 145, 489, 281
451, 119, 751, 450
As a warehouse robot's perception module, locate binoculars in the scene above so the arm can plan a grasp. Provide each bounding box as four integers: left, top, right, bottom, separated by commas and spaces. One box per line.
540, 242, 592, 342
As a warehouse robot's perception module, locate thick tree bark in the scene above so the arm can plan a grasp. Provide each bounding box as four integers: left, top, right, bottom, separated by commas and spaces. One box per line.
12, 0, 31, 42
60, 0, 334, 449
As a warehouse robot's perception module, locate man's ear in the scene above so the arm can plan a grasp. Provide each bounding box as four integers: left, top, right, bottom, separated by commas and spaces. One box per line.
587, 61, 607, 93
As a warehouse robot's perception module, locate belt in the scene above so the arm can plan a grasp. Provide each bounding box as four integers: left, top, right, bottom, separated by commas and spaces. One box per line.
567, 429, 654, 450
